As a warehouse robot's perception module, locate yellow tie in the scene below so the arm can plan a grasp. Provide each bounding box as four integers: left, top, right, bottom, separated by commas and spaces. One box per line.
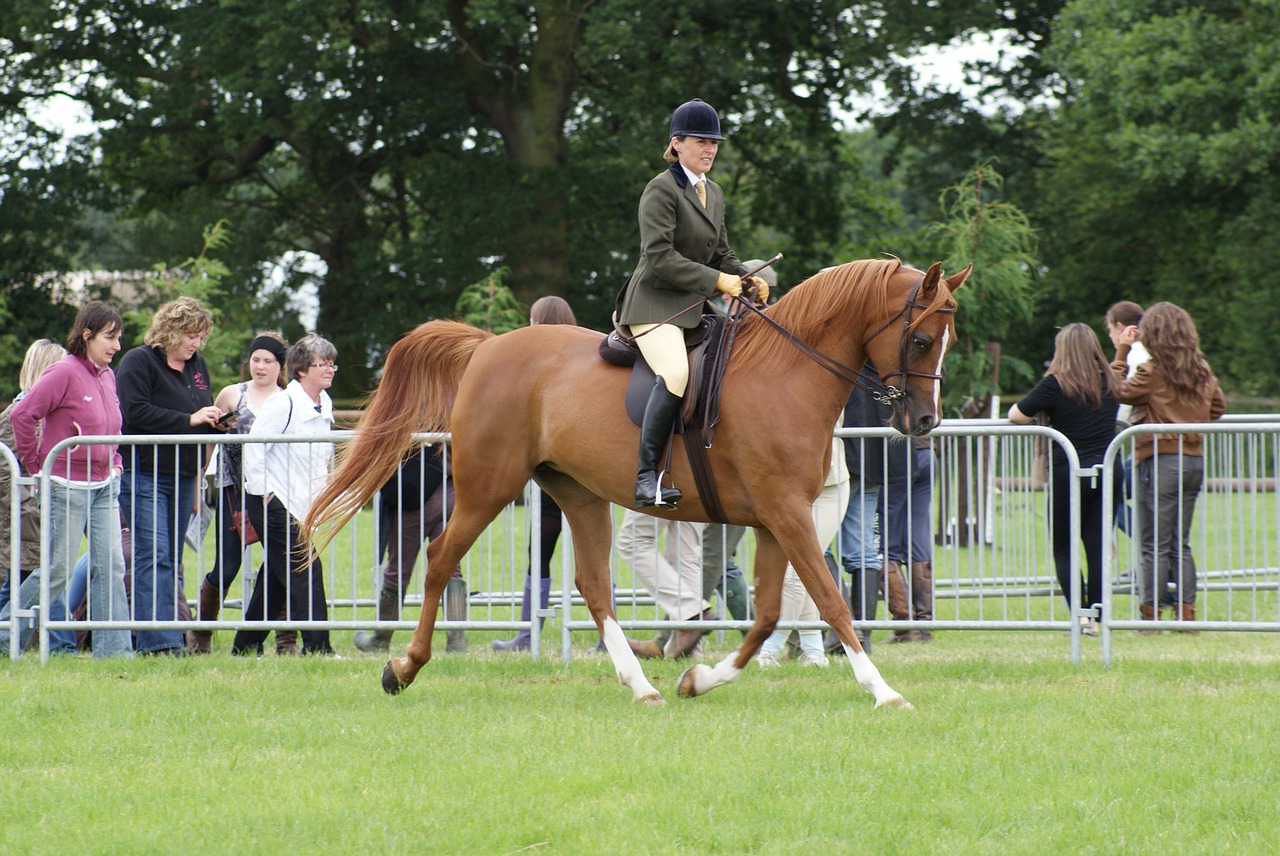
696, 179, 706, 208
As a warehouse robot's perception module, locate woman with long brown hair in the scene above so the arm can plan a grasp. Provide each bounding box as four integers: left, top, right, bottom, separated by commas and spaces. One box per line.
1111, 303, 1225, 630
1009, 322, 1122, 634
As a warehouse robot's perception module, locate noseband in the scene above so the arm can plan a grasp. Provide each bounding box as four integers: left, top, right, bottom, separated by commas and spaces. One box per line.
730, 274, 955, 404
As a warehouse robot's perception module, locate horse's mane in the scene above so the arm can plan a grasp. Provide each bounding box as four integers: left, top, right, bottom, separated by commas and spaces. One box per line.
733, 258, 900, 373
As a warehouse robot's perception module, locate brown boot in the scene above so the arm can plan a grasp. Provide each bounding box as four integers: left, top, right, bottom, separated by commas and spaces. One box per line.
910, 561, 934, 642
883, 562, 918, 643
444, 577, 468, 653
627, 638, 664, 659
275, 603, 300, 655
1137, 603, 1161, 635
187, 577, 222, 655
353, 586, 401, 652
1174, 602, 1199, 635
664, 607, 713, 659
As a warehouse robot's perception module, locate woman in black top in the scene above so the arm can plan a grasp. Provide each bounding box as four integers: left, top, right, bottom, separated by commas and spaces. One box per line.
1009, 323, 1121, 634
116, 297, 226, 655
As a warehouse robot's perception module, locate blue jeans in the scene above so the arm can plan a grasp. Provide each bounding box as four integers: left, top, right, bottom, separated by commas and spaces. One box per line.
121, 469, 193, 653
832, 485, 882, 572
69, 553, 90, 617
881, 450, 935, 565
0, 570, 74, 655
0, 478, 131, 658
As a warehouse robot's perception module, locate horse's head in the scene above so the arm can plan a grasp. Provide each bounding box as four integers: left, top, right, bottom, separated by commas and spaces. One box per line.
863, 261, 969, 436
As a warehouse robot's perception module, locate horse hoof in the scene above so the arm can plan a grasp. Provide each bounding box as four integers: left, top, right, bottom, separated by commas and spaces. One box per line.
676, 666, 700, 698
636, 692, 666, 707
875, 694, 914, 710
381, 661, 405, 695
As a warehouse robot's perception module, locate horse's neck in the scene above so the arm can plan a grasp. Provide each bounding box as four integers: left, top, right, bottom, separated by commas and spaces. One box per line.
739, 313, 865, 435
805, 323, 867, 416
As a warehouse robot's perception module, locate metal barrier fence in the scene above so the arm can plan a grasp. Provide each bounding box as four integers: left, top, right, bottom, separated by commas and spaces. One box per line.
1100, 421, 1280, 665
2, 418, 1277, 664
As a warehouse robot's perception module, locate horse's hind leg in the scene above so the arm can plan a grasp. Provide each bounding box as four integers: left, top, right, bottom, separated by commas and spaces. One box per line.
383, 501, 501, 694
548, 483, 664, 705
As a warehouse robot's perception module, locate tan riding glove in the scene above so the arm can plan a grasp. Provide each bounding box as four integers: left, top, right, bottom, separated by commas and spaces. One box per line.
746, 275, 770, 303
715, 272, 743, 298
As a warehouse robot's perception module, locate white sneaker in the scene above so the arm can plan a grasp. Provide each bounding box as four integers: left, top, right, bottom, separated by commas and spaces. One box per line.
756, 650, 780, 669
797, 651, 829, 668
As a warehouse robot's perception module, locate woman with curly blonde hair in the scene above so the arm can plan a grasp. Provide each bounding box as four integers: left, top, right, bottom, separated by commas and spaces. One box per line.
116, 296, 231, 655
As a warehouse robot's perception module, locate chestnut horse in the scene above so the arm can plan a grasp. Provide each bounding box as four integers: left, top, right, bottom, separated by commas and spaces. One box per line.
306, 258, 968, 707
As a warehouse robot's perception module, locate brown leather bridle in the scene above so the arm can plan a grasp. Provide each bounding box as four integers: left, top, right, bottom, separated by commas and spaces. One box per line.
729, 273, 956, 404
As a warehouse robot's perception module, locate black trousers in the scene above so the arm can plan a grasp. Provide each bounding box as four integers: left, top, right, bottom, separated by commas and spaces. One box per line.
204, 484, 248, 593
1049, 464, 1121, 618
231, 494, 332, 654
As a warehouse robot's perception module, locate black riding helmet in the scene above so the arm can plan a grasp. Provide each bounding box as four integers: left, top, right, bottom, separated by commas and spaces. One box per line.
669, 98, 726, 140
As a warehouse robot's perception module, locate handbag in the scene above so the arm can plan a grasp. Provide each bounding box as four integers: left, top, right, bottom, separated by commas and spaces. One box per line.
230, 508, 260, 545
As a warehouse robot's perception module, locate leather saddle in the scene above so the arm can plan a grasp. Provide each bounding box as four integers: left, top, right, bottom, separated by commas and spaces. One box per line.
599, 313, 726, 431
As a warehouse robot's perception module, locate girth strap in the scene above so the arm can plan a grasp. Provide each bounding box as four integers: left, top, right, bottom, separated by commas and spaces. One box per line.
681, 424, 729, 524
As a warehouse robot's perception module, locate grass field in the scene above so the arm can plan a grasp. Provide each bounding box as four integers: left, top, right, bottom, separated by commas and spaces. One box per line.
3, 629, 1279, 855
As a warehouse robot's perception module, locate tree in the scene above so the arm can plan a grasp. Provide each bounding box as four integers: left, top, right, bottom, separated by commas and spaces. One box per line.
1, 1, 1052, 394
454, 269, 526, 335
1033, 0, 1280, 393
0, 154, 91, 399
928, 163, 1037, 417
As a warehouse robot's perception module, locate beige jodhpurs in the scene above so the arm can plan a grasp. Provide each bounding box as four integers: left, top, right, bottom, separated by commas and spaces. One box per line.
631, 322, 689, 397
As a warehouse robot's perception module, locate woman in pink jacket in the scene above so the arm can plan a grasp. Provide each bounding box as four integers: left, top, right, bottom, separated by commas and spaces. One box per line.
2, 302, 133, 657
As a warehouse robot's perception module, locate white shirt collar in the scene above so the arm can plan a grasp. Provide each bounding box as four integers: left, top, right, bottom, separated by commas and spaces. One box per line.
286, 379, 333, 422
681, 164, 706, 187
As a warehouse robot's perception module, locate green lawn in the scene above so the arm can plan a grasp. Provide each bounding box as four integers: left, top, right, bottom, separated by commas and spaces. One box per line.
3, 631, 1279, 854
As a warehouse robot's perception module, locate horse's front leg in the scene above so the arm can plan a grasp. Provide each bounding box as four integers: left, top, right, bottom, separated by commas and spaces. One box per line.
677, 526, 787, 698
771, 519, 911, 710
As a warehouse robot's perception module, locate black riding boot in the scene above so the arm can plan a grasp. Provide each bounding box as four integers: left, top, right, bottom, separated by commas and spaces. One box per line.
849, 567, 881, 654
634, 377, 683, 509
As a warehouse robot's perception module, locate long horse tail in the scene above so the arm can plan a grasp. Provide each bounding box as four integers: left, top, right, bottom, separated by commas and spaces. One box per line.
305, 319, 493, 549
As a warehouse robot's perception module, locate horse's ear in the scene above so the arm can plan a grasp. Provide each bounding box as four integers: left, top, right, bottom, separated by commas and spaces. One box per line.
919, 262, 943, 299
943, 263, 973, 294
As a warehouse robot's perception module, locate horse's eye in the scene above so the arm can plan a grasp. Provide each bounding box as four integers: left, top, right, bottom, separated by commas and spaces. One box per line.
913, 335, 932, 353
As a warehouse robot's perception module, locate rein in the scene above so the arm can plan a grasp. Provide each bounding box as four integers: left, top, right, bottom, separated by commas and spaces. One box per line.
728, 275, 955, 404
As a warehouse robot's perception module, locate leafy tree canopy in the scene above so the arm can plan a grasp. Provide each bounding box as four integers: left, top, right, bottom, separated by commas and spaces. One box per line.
0, 0, 1041, 395
1034, 0, 1280, 393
